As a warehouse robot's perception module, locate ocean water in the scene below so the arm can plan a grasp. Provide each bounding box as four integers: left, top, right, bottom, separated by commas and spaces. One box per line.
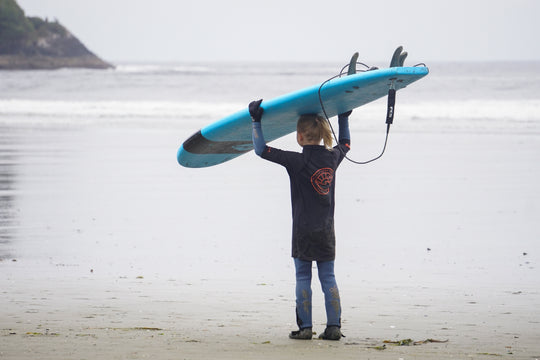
0, 61, 539, 291
0, 61, 539, 132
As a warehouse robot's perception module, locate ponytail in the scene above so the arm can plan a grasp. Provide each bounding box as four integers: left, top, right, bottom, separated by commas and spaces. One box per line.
297, 114, 333, 150
318, 116, 333, 150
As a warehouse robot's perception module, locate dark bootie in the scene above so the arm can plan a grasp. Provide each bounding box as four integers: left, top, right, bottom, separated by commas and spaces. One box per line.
318, 326, 344, 340
289, 327, 313, 340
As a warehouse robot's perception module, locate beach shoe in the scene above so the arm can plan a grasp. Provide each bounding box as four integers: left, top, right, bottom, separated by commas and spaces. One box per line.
318, 326, 344, 340
289, 327, 313, 340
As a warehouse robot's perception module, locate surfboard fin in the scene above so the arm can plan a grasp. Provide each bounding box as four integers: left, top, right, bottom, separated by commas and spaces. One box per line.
398, 51, 408, 67
390, 46, 405, 67
348, 52, 359, 75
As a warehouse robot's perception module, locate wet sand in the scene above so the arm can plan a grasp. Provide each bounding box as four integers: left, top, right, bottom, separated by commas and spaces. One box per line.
1, 272, 539, 359
1, 125, 539, 359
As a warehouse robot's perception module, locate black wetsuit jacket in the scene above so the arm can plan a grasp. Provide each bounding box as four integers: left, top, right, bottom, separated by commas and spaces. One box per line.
260, 140, 350, 261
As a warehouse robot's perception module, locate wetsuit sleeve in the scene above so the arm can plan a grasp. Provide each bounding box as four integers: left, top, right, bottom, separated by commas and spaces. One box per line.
252, 120, 298, 167
252, 121, 267, 156
338, 113, 351, 146
261, 146, 300, 169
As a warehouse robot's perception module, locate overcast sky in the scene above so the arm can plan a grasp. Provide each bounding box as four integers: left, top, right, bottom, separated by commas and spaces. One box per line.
16, 0, 540, 64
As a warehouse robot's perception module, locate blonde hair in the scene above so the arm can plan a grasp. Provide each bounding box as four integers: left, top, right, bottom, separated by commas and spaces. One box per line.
297, 114, 333, 150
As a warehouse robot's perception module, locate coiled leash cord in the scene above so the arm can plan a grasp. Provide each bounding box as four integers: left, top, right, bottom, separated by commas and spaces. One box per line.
317, 61, 396, 165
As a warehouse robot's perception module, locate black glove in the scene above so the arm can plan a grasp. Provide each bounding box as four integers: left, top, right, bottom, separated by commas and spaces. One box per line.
249, 99, 264, 122
339, 110, 352, 118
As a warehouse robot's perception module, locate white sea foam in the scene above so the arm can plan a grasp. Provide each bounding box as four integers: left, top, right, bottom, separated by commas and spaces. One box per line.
358, 99, 540, 133
114, 64, 216, 74
0, 99, 242, 127
1, 98, 538, 132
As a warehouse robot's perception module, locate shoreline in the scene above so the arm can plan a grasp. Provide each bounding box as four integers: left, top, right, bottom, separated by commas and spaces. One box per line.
0, 55, 114, 70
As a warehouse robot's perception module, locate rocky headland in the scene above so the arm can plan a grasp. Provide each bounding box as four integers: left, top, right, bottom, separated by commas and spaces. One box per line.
0, 0, 113, 70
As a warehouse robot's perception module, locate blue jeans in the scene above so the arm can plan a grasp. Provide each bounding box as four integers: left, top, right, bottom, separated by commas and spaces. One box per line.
294, 258, 341, 329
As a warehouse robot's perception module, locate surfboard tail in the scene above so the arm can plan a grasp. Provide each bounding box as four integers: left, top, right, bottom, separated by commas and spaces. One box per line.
178, 130, 252, 168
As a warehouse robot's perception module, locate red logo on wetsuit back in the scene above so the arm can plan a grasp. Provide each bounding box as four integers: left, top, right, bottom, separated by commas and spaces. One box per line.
311, 168, 334, 195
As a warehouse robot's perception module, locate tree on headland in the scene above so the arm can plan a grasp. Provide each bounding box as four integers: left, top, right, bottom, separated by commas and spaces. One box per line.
0, 0, 34, 53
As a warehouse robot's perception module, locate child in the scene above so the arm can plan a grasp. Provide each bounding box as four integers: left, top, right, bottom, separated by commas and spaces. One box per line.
249, 99, 351, 340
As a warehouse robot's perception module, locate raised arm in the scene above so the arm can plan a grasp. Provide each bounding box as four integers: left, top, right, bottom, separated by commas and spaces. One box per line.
249, 99, 266, 156
338, 110, 351, 146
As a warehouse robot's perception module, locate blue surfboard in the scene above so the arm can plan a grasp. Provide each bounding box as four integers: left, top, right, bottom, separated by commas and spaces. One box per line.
178, 64, 428, 168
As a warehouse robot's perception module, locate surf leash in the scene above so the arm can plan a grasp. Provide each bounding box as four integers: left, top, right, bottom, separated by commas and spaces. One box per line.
317, 66, 391, 165
317, 47, 413, 165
